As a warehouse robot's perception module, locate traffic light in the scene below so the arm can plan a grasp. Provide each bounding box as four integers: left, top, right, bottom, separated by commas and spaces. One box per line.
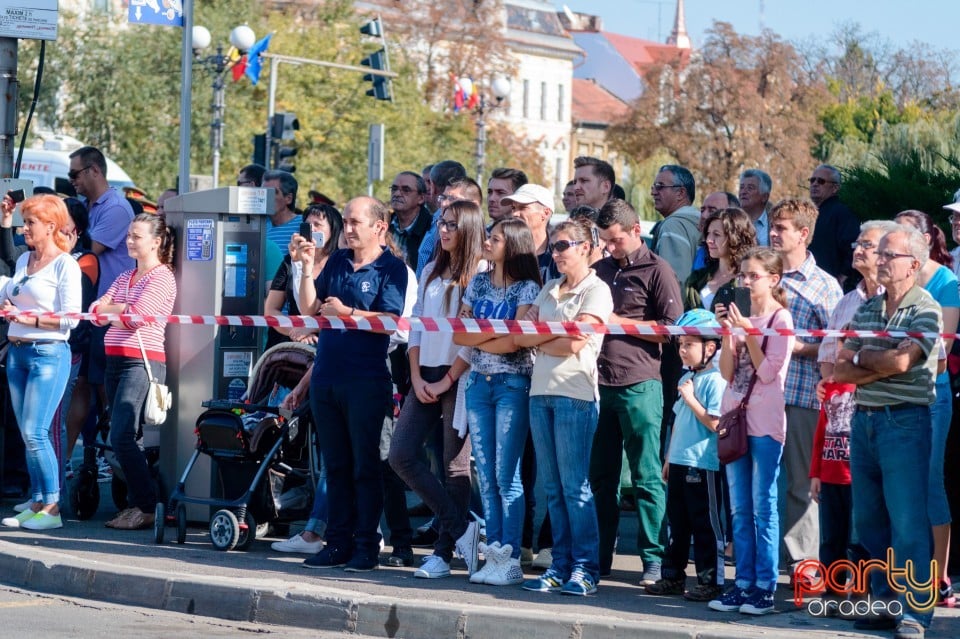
361, 49, 392, 101
252, 133, 267, 167
360, 16, 392, 102
270, 112, 299, 173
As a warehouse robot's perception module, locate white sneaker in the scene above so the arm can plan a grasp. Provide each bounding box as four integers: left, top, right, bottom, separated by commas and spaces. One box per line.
21, 512, 63, 530
13, 499, 32, 513
532, 547, 553, 570
2, 510, 36, 528
97, 457, 113, 483
485, 547, 524, 587
470, 542, 499, 584
414, 554, 451, 579
455, 520, 480, 575
271, 532, 324, 554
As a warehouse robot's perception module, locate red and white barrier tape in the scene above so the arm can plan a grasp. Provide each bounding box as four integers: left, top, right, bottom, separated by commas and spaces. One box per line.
1, 310, 955, 341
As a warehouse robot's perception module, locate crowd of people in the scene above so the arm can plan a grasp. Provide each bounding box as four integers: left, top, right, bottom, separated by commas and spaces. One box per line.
0, 148, 956, 639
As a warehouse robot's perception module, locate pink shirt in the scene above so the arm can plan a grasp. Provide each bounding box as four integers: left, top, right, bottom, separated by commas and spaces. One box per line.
720, 309, 795, 444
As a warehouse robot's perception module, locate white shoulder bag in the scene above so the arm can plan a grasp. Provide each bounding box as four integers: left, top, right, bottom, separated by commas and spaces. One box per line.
136, 331, 172, 426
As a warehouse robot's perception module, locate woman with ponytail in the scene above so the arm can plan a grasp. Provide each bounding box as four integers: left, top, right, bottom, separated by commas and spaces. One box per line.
90, 213, 177, 530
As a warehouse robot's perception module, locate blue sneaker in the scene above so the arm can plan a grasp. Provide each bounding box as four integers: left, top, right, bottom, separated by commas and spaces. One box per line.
561, 568, 597, 596
522, 568, 565, 593
739, 588, 775, 615
708, 585, 749, 612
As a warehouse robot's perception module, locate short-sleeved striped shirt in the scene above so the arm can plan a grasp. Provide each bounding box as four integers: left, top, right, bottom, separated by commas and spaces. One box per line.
843, 285, 941, 407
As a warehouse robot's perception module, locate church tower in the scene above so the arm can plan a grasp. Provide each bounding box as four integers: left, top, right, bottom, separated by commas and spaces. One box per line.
666, 0, 691, 49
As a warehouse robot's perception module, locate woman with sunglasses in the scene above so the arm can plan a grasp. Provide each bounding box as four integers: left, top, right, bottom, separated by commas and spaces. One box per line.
0, 194, 81, 531
709, 247, 794, 615
894, 210, 959, 606
454, 217, 542, 586
516, 218, 612, 596
388, 199, 486, 579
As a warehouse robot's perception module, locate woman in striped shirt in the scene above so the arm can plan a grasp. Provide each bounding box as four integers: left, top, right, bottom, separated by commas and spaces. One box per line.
90, 213, 177, 530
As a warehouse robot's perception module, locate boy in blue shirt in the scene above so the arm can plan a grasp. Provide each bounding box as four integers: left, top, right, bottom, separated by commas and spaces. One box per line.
646, 309, 727, 602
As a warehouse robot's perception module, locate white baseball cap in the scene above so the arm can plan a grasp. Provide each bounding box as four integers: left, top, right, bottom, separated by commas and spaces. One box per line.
500, 184, 555, 212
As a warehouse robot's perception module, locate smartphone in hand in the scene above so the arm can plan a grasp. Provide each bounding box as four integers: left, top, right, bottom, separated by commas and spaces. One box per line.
7, 189, 24, 203
298, 221, 312, 240
733, 286, 752, 317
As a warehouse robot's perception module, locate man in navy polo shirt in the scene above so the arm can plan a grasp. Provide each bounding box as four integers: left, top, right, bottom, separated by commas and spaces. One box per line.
296, 196, 408, 572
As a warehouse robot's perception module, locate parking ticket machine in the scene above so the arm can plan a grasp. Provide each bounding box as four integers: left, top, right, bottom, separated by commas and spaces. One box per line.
161, 187, 274, 512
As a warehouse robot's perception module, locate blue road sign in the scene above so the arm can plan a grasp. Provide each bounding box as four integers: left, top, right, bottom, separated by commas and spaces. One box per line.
128, 0, 183, 27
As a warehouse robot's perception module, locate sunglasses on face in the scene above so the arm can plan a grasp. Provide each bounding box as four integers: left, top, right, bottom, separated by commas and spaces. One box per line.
808, 177, 837, 186
68, 166, 94, 180
549, 240, 585, 253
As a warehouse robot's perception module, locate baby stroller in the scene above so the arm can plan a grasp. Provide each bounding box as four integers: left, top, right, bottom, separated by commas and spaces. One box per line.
154, 341, 317, 550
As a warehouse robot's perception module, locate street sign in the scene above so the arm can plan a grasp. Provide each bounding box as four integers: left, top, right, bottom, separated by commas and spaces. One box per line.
128, 0, 184, 27
0, 0, 58, 41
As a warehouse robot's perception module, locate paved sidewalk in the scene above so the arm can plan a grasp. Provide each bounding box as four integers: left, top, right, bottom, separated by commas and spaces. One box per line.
0, 499, 957, 638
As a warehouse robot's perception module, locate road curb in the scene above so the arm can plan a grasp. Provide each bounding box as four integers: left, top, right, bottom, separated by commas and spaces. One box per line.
0, 540, 839, 638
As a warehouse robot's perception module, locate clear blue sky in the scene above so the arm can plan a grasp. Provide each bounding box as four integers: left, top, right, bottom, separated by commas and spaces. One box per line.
558, 0, 956, 51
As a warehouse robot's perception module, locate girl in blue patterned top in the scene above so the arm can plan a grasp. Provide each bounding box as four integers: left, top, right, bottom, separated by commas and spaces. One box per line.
454, 217, 541, 586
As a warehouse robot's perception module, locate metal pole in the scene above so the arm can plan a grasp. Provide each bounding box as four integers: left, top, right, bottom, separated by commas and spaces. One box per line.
178, 0, 194, 193
0, 38, 17, 179
266, 57, 279, 169
475, 96, 487, 187
210, 51, 225, 187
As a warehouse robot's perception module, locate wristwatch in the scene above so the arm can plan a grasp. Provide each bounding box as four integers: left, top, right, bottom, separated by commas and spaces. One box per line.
852, 351, 861, 367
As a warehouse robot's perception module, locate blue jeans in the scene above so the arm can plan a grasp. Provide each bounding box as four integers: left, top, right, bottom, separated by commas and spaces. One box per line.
726, 435, 783, 592
304, 457, 328, 537
928, 377, 951, 526
529, 394, 600, 581
105, 356, 165, 512
7, 341, 71, 504
465, 371, 531, 559
851, 405, 934, 627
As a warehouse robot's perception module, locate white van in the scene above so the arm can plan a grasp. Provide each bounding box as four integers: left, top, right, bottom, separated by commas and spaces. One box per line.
14, 143, 135, 193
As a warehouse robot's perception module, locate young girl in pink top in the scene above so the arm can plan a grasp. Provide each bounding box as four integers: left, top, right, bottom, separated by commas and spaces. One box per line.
709, 247, 794, 616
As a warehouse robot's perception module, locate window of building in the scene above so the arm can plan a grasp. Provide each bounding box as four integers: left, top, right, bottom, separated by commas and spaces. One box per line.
522, 80, 530, 119
540, 82, 547, 120
557, 84, 564, 121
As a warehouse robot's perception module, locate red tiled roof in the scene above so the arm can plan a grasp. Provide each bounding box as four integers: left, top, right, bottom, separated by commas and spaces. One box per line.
601, 31, 690, 73
571, 78, 629, 125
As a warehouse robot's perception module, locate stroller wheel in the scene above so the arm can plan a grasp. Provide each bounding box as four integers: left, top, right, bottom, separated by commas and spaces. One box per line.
209, 509, 240, 551
153, 502, 165, 544
176, 504, 187, 544
236, 512, 257, 551
70, 469, 100, 520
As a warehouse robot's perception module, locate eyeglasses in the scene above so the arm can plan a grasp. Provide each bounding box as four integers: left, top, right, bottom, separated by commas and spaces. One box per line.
237, 178, 256, 187
11, 276, 29, 296
436, 194, 458, 204
651, 183, 682, 192
808, 177, 838, 186
68, 166, 94, 180
390, 185, 416, 194
950, 213, 960, 224
549, 240, 585, 253
700, 205, 721, 214
736, 272, 771, 283
437, 219, 459, 232
876, 250, 916, 262
850, 240, 877, 251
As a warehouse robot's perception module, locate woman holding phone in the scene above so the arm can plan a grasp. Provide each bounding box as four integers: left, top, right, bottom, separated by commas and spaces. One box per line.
709, 247, 793, 615
264, 203, 343, 348
684, 208, 757, 312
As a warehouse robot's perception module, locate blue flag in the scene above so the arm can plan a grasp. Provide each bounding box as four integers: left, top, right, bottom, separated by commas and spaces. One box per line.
244, 33, 273, 85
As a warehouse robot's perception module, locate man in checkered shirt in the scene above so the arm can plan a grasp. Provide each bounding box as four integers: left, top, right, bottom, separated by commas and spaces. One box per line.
769, 198, 843, 577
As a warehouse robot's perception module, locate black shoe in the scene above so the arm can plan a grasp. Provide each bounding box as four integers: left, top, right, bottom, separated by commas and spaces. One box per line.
407, 502, 432, 517
344, 554, 379, 572
386, 548, 415, 567
303, 547, 349, 569
853, 615, 898, 631
411, 524, 439, 548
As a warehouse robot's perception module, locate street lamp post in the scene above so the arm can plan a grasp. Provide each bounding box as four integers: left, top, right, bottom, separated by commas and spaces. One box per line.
192, 24, 256, 187
467, 76, 512, 187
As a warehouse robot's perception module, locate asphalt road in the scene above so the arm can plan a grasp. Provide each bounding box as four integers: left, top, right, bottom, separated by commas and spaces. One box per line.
0, 586, 364, 638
